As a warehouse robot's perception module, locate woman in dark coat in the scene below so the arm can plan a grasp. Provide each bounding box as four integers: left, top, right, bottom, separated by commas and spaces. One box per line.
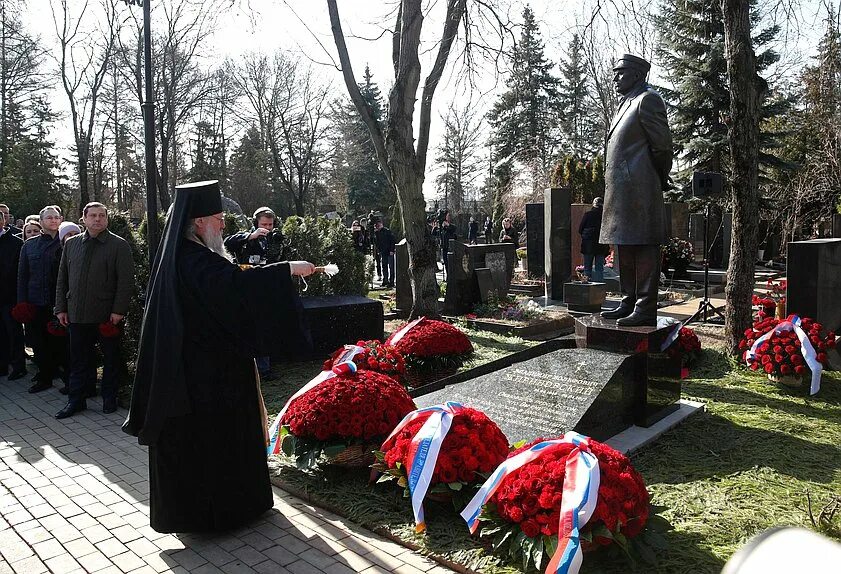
579, 197, 611, 282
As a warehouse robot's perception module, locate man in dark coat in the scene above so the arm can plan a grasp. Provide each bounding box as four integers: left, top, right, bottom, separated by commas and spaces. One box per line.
467, 217, 479, 245
123, 180, 314, 533
499, 218, 519, 245
579, 197, 611, 282
0, 210, 25, 379
374, 220, 396, 288
600, 54, 672, 326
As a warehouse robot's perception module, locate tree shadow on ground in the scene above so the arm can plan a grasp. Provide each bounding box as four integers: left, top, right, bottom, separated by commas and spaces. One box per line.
632, 411, 841, 485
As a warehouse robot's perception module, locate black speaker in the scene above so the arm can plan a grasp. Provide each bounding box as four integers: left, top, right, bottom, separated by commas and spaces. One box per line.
692, 172, 723, 197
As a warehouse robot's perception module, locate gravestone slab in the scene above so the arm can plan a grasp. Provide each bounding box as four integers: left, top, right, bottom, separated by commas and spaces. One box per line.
832, 213, 841, 239
689, 213, 705, 263
394, 239, 411, 318
525, 203, 545, 277
414, 348, 640, 442
476, 268, 495, 302
545, 188, 572, 300
574, 315, 681, 425
299, 295, 384, 357
442, 242, 517, 315
570, 204, 590, 273
665, 203, 690, 240
787, 238, 841, 333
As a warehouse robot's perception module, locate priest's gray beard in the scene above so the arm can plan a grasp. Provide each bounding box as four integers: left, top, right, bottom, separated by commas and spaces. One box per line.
184, 221, 232, 262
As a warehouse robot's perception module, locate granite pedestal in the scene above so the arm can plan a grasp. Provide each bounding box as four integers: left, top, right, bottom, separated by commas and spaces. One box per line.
787, 238, 841, 333
563, 281, 607, 313
545, 188, 572, 300
574, 315, 682, 426
525, 203, 545, 278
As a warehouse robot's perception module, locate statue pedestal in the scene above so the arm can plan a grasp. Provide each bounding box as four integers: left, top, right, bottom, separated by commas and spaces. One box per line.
563, 282, 606, 313
574, 315, 682, 427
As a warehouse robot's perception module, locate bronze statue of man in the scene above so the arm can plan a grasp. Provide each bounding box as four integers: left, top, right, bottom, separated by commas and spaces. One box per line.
600, 54, 673, 327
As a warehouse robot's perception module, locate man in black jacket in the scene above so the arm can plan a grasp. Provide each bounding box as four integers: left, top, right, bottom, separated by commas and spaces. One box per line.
0, 210, 25, 379
374, 220, 396, 288
223, 207, 286, 265
579, 197, 610, 282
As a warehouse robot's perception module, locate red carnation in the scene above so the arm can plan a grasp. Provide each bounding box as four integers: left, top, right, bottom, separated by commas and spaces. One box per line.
390, 319, 474, 359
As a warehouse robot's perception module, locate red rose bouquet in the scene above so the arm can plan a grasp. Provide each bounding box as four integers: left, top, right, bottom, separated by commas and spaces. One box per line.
277, 369, 415, 468
373, 403, 509, 531
665, 326, 701, 366
98, 321, 121, 338
752, 295, 776, 320
47, 319, 67, 337
470, 436, 658, 572
11, 302, 37, 323
387, 318, 474, 371
741, 315, 835, 386
322, 340, 406, 382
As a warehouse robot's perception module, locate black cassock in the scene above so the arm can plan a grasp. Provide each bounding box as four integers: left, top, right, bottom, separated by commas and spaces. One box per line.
147, 240, 304, 532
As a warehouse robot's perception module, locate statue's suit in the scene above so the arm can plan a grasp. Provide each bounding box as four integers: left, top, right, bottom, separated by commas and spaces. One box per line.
600, 83, 672, 246
599, 82, 673, 323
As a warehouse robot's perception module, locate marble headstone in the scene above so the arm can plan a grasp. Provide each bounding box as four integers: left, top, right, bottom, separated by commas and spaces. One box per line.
525, 203, 545, 277
545, 187, 572, 300
787, 239, 841, 333
414, 348, 638, 442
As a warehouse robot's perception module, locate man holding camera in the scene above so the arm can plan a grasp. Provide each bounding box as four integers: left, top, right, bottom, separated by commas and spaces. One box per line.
224, 207, 285, 266
223, 207, 285, 380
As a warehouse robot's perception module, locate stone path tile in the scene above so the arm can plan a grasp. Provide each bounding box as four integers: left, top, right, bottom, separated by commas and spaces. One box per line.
0, 373, 455, 573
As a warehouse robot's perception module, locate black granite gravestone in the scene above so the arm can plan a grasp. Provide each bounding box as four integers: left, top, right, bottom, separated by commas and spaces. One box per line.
564, 282, 607, 313
832, 213, 841, 239
574, 315, 682, 425
414, 348, 640, 442
300, 295, 384, 357
525, 203, 545, 277
665, 202, 689, 240
787, 239, 841, 333
394, 239, 411, 318
545, 187, 572, 300
442, 242, 517, 315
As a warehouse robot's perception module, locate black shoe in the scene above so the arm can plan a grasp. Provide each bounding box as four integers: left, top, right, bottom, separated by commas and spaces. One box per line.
601, 306, 633, 320
30, 373, 41, 382
616, 312, 657, 327
59, 385, 69, 395
102, 398, 117, 414
8, 369, 27, 381
55, 401, 86, 419
28, 380, 52, 393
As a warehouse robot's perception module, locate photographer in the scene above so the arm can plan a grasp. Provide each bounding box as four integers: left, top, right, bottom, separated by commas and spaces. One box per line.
223, 207, 286, 265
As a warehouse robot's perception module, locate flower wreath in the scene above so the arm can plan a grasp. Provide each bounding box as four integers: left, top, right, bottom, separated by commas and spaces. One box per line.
323, 340, 406, 382
387, 317, 474, 371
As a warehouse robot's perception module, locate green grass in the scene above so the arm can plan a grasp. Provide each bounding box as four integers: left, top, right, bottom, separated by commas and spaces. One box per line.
265, 333, 841, 573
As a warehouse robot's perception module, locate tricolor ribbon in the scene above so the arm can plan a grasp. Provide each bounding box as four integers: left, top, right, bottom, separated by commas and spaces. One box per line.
380, 401, 463, 532
745, 314, 822, 395
461, 432, 600, 574
660, 321, 683, 353
386, 316, 425, 346
266, 345, 364, 455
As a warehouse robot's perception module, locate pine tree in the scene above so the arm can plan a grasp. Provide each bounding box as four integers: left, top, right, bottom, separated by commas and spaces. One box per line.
327, 66, 392, 217
655, 0, 787, 191
557, 34, 602, 158
487, 5, 560, 193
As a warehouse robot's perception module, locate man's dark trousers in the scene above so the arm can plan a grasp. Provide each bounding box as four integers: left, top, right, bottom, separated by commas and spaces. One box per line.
0, 303, 25, 373
68, 324, 119, 405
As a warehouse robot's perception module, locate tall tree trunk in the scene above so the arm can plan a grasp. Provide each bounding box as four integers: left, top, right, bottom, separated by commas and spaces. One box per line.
722, 0, 761, 354
78, 140, 90, 212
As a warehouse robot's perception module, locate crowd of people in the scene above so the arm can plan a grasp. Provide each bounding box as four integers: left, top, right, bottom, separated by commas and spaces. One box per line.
0, 201, 134, 419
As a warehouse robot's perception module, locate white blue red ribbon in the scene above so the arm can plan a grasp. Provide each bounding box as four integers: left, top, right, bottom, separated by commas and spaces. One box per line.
380, 401, 463, 532
386, 316, 425, 346
745, 314, 822, 395
660, 321, 683, 353
461, 432, 600, 574
266, 345, 364, 455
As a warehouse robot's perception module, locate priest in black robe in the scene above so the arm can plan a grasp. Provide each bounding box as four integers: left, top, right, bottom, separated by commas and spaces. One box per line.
123, 180, 314, 533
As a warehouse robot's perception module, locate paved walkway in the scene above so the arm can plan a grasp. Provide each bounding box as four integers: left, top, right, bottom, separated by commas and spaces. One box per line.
0, 376, 454, 574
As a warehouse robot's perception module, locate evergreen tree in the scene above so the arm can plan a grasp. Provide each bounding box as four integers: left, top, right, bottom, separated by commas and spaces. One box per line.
228, 126, 272, 215
655, 0, 788, 192
330, 66, 392, 216
487, 5, 560, 193
188, 120, 227, 184
557, 34, 602, 158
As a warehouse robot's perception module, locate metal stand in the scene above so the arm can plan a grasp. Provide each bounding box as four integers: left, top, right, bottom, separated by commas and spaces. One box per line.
686, 202, 725, 324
